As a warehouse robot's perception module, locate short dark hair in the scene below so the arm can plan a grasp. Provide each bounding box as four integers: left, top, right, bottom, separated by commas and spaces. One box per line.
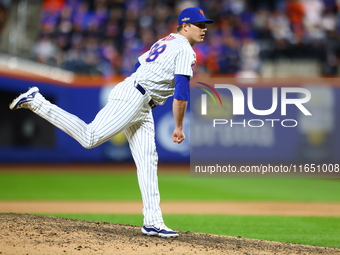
177, 23, 191, 32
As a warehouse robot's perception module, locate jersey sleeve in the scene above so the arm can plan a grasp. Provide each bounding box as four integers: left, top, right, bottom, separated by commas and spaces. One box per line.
134, 61, 141, 71
174, 46, 195, 77
174, 74, 190, 101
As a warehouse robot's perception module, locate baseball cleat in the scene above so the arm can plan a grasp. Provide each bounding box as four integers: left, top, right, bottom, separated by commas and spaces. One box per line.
9, 87, 40, 110
142, 223, 179, 238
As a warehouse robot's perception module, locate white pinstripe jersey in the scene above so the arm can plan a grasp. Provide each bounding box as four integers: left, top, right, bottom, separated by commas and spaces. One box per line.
130, 33, 196, 105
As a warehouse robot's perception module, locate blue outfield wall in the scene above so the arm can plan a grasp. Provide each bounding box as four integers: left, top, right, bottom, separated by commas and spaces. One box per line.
1, 75, 340, 164
0, 75, 190, 163
1, 76, 102, 163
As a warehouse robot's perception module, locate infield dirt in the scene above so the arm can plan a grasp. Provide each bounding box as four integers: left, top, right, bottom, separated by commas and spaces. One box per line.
1, 164, 339, 254
1, 213, 339, 255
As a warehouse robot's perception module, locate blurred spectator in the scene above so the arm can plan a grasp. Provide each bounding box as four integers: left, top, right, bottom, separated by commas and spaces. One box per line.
32, 35, 58, 66
286, 0, 305, 30
268, 9, 292, 42
0, 0, 10, 34
301, 0, 325, 40
42, 0, 65, 12
240, 38, 261, 72
30, 0, 340, 77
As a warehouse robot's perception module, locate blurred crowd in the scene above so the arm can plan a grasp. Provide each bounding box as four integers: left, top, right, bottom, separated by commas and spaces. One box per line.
31, 0, 340, 78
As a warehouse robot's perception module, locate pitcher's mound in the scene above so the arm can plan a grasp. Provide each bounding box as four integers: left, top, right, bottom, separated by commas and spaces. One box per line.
0, 213, 338, 255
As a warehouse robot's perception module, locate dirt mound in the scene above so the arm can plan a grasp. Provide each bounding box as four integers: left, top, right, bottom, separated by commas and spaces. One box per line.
0, 213, 339, 255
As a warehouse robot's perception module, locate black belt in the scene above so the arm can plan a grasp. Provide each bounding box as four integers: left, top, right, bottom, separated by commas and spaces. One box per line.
135, 84, 157, 109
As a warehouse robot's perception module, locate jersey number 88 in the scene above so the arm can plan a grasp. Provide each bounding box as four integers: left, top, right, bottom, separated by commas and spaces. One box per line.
146, 44, 167, 62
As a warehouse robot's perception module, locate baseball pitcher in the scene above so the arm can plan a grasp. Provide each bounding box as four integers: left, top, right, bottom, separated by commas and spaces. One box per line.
10, 7, 214, 238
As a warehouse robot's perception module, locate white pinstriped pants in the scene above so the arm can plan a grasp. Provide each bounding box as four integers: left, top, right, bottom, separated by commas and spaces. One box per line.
32, 80, 163, 226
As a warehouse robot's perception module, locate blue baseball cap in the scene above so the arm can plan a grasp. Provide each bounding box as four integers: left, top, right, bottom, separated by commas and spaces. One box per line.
178, 7, 214, 25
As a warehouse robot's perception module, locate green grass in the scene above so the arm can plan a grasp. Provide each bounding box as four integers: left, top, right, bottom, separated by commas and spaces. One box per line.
0, 173, 141, 200
42, 213, 340, 248
1, 171, 340, 248
0, 172, 339, 202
